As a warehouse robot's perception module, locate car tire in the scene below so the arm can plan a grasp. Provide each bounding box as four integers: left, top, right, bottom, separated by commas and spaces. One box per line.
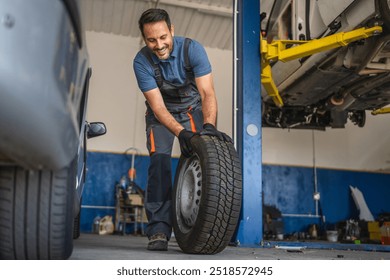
73, 207, 81, 240
172, 135, 242, 254
0, 165, 75, 259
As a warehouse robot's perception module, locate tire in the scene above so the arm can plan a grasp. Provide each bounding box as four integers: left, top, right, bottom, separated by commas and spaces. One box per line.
0, 166, 75, 259
173, 135, 242, 254
73, 208, 81, 239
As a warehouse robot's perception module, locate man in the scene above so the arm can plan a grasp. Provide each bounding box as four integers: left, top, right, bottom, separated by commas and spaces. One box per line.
133, 8, 231, 251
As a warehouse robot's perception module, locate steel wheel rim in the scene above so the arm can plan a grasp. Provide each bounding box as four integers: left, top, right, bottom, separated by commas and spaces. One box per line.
177, 155, 202, 233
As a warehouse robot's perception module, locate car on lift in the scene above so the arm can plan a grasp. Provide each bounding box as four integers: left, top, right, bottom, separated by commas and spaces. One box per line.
0, 0, 106, 259
261, 0, 390, 129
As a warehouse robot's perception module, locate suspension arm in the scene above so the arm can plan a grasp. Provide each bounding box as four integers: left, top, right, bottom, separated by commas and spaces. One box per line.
261, 26, 382, 107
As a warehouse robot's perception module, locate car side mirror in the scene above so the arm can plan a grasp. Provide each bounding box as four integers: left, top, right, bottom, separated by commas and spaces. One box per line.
87, 122, 107, 139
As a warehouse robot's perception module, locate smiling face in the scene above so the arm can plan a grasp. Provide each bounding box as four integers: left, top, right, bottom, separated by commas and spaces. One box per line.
142, 20, 174, 60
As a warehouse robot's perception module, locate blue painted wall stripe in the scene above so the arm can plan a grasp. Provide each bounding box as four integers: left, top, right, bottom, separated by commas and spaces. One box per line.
81, 152, 390, 237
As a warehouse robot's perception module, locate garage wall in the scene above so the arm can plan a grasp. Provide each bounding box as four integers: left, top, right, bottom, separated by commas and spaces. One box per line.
80, 152, 390, 234
85, 31, 390, 172
263, 114, 390, 172
82, 31, 390, 235
262, 165, 390, 234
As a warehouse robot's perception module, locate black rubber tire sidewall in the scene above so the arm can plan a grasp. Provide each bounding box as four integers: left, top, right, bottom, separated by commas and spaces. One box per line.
173, 135, 242, 254
0, 166, 75, 260
73, 206, 81, 239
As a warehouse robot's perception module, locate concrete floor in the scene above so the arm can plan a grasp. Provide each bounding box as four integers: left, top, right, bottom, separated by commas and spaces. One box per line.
70, 233, 390, 260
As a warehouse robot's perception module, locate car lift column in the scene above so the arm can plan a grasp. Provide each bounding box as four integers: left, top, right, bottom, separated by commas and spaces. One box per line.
234, 0, 262, 246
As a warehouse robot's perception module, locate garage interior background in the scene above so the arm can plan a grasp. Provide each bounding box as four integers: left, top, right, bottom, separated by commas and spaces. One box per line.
79, 0, 390, 239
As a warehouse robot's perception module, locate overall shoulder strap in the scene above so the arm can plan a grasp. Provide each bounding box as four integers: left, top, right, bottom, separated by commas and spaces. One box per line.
183, 38, 194, 76
140, 47, 163, 87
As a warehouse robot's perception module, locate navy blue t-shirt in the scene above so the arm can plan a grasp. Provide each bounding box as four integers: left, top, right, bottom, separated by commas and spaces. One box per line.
133, 36, 212, 93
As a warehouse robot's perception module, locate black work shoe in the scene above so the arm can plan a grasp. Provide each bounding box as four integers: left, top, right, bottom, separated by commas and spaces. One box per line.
147, 233, 168, 251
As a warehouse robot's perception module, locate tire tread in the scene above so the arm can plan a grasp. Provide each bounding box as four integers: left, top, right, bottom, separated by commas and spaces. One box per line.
0, 166, 74, 260
173, 135, 242, 254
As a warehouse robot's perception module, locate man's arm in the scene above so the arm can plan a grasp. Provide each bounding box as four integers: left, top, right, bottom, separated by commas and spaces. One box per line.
143, 88, 184, 137
195, 73, 217, 126
195, 73, 233, 143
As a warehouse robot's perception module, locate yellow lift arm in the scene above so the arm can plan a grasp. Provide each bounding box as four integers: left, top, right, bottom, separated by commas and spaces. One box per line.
261, 26, 383, 107
371, 107, 390, 115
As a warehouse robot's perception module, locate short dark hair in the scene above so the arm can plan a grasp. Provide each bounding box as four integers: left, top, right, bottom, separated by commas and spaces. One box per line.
138, 8, 172, 37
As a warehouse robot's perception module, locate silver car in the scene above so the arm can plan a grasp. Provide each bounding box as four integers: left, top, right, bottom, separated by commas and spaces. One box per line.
0, 0, 105, 259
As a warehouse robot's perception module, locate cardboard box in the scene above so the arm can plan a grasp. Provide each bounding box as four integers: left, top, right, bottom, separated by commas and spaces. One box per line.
128, 194, 143, 206
369, 232, 381, 241
368, 221, 380, 232
367, 222, 381, 241
136, 208, 148, 223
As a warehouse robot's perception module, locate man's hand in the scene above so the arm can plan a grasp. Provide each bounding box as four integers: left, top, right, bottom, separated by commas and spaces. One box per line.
200, 123, 233, 143
178, 129, 197, 157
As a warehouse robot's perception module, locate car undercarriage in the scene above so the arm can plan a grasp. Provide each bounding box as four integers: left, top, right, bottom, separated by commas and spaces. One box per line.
261, 0, 390, 129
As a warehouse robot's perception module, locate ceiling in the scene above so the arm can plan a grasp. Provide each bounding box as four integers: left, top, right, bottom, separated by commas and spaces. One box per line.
80, 0, 234, 50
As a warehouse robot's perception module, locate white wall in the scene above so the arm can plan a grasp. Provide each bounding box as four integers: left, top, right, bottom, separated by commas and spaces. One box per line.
85, 31, 233, 157
85, 31, 390, 172
262, 113, 390, 172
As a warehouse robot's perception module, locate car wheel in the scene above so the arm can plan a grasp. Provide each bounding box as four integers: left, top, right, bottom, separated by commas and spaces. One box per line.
0, 165, 75, 259
379, 0, 390, 30
73, 206, 81, 240
173, 135, 242, 254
